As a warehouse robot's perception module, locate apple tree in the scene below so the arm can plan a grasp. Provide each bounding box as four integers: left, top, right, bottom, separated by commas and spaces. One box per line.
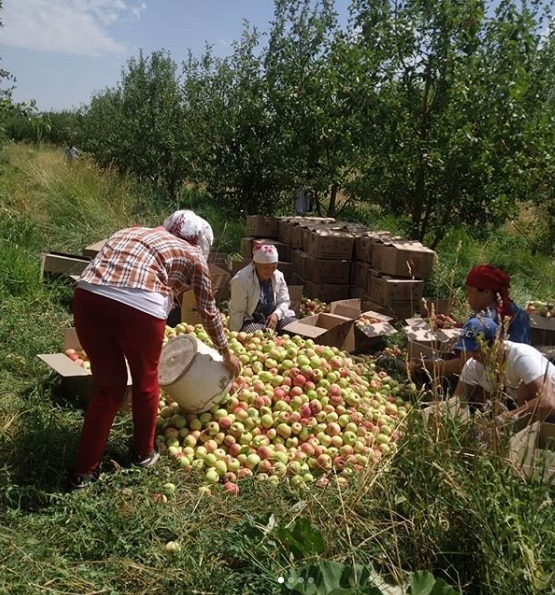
347, 0, 551, 247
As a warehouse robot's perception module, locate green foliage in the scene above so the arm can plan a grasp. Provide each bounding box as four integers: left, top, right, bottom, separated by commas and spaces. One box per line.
2, 141, 555, 595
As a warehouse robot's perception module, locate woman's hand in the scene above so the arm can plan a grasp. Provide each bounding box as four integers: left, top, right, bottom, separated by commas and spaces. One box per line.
266, 313, 278, 331
221, 350, 242, 379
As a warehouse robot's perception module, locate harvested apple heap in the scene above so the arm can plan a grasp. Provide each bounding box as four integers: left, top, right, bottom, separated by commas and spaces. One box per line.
526, 300, 555, 317
156, 323, 409, 494
427, 313, 460, 329
355, 314, 383, 328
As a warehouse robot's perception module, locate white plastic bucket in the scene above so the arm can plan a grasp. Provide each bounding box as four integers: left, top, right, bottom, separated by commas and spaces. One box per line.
158, 334, 233, 413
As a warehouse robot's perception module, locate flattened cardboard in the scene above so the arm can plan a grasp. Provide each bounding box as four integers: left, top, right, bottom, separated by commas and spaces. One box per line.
283, 313, 353, 349
509, 422, 555, 483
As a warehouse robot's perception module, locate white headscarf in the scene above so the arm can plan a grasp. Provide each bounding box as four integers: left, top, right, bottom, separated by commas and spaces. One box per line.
163, 210, 214, 259
252, 242, 279, 263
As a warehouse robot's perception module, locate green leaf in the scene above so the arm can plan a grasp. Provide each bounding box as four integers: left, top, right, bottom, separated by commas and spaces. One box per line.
408, 571, 459, 595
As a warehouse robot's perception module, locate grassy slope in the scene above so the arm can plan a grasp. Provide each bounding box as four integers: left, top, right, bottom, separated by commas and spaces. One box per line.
0, 144, 554, 595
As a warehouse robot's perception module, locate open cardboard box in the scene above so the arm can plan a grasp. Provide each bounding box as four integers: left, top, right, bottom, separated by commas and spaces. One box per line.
328, 298, 397, 353
40, 252, 91, 280
529, 314, 555, 346
421, 396, 471, 424
181, 263, 230, 324
38, 328, 132, 410
371, 240, 436, 280
509, 421, 555, 483
82, 239, 107, 259
404, 323, 461, 360
283, 312, 353, 349
288, 285, 303, 317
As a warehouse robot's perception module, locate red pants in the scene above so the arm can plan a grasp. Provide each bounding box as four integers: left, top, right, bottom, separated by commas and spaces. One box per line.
73, 288, 166, 475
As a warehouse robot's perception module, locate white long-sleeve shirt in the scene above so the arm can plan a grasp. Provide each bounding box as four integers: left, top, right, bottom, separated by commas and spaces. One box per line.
228, 262, 295, 332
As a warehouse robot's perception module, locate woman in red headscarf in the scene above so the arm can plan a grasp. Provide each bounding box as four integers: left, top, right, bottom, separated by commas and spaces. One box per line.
408, 264, 530, 383
465, 264, 530, 344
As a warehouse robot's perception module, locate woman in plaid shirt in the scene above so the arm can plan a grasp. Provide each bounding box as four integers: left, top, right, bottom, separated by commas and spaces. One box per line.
69, 210, 241, 489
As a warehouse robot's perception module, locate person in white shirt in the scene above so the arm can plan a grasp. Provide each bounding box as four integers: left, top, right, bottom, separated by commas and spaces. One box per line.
229, 243, 297, 333
454, 316, 555, 422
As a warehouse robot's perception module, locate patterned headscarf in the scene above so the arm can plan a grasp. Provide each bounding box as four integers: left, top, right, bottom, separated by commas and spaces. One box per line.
163, 210, 214, 259
252, 242, 278, 264
466, 264, 512, 318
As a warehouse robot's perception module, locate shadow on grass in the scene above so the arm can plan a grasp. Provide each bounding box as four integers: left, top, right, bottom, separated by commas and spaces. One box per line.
0, 380, 134, 511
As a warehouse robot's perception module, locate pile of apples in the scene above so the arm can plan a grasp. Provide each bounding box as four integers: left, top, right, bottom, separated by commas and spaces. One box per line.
299, 297, 329, 317
355, 314, 383, 328
526, 301, 555, 317
427, 313, 460, 329
64, 348, 91, 371
156, 323, 410, 494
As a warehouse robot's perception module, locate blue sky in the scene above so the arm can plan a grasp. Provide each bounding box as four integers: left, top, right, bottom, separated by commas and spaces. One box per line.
0, 0, 312, 112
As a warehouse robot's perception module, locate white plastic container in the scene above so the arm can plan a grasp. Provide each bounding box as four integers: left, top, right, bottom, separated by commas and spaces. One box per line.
158, 335, 233, 413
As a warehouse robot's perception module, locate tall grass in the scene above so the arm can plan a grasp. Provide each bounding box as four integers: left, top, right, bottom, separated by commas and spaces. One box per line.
1, 143, 554, 594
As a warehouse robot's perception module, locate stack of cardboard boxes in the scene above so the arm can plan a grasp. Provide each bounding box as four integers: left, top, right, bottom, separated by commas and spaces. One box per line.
237, 215, 437, 323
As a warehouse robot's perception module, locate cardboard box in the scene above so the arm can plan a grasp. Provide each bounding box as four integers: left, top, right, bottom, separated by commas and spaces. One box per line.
181, 263, 231, 322
301, 223, 345, 252
509, 422, 555, 483
405, 324, 460, 360
306, 229, 355, 260
38, 328, 132, 410
328, 299, 397, 353
40, 252, 91, 280
305, 280, 351, 303
246, 215, 279, 238
208, 252, 230, 271
288, 285, 304, 317
230, 258, 251, 277
421, 396, 471, 424
529, 314, 555, 346
353, 231, 397, 263
362, 300, 416, 322
371, 241, 436, 279
291, 250, 309, 280
305, 255, 351, 285
370, 276, 424, 307
82, 239, 107, 259
278, 216, 335, 245
283, 312, 353, 349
